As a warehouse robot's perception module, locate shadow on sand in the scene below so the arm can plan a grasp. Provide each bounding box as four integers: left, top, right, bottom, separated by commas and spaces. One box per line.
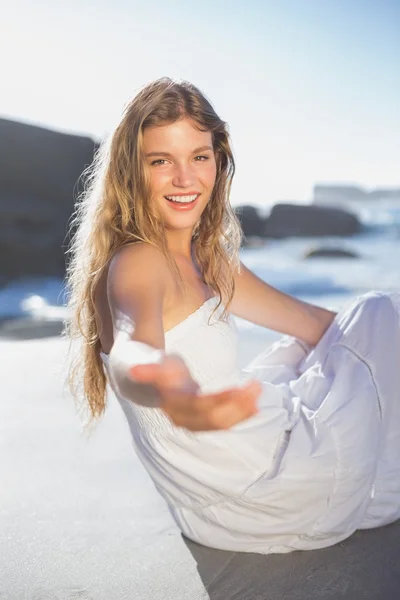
182, 521, 400, 600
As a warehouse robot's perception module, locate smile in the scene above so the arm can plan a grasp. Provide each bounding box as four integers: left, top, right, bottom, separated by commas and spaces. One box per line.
164, 194, 200, 204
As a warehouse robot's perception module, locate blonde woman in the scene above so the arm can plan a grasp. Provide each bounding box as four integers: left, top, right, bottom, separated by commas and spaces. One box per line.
66, 78, 400, 555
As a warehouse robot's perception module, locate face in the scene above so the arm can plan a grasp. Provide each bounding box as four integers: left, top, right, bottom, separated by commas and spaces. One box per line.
142, 118, 217, 234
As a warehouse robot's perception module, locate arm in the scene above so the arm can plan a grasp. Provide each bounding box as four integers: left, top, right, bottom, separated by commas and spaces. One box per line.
106, 242, 167, 406
105, 244, 261, 430
230, 262, 337, 347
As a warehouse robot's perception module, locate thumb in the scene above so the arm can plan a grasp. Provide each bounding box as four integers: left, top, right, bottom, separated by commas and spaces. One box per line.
129, 363, 161, 382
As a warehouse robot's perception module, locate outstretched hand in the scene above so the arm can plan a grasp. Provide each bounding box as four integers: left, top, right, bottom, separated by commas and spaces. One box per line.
130, 355, 261, 431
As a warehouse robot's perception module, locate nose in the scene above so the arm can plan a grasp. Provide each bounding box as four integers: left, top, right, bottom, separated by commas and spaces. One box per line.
171, 162, 196, 188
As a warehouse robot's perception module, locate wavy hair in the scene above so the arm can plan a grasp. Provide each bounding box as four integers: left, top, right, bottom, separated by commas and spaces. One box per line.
64, 77, 243, 424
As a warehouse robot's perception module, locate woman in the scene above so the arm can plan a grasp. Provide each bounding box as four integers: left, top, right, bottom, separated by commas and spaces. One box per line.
66, 77, 400, 554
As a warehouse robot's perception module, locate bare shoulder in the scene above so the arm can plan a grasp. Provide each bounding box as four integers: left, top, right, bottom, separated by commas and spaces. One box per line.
107, 242, 170, 347
109, 242, 168, 289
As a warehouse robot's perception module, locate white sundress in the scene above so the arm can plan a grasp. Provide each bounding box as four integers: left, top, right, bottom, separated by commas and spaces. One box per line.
101, 290, 400, 554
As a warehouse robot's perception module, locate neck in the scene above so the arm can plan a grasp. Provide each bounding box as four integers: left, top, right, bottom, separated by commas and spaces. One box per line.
165, 229, 195, 260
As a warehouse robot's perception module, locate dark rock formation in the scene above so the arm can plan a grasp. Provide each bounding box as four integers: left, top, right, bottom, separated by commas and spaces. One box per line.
265, 203, 362, 238
235, 205, 267, 238
304, 247, 361, 259
0, 118, 98, 283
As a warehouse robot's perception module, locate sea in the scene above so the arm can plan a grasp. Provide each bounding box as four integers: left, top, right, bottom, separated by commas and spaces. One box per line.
1, 199, 399, 354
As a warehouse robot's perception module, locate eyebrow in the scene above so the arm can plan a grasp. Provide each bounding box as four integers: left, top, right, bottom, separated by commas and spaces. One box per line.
145, 145, 213, 158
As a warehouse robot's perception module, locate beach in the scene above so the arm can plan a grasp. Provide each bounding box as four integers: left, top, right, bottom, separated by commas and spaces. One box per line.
2, 325, 400, 600
2, 0, 399, 594
1, 203, 400, 598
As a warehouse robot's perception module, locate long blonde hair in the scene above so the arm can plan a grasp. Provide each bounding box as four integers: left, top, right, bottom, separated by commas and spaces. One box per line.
65, 77, 243, 423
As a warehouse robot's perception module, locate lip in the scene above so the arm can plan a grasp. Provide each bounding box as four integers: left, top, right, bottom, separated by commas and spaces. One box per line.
164, 192, 201, 197
164, 193, 201, 211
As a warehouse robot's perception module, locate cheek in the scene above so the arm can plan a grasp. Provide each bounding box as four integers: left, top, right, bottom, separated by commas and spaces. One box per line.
204, 161, 217, 186
149, 170, 168, 193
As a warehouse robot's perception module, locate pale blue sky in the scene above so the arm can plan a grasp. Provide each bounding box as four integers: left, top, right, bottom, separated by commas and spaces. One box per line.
1, 0, 399, 205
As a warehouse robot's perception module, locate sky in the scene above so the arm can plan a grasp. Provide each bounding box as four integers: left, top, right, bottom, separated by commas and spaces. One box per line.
1, 0, 399, 206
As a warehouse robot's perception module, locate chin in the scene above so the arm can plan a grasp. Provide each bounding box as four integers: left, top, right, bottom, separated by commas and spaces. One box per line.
161, 207, 206, 229
164, 217, 198, 232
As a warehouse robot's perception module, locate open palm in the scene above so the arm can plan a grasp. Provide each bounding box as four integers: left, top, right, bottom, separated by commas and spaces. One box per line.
130, 355, 261, 431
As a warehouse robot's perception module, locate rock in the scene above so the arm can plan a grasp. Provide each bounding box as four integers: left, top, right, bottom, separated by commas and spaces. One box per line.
0, 316, 65, 340
235, 205, 267, 238
304, 247, 361, 259
265, 203, 362, 238
0, 118, 98, 282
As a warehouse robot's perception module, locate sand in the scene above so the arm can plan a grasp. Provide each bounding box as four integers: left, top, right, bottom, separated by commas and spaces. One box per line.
1, 326, 400, 600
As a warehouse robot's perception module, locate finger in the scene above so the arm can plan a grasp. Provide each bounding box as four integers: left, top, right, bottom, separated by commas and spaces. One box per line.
156, 358, 193, 390
130, 356, 190, 387
166, 381, 261, 430
210, 384, 258, 418
175, 397, 258, 432
191, 380, 261, 413
209, 400, 258, 430
129, 363, 161, 382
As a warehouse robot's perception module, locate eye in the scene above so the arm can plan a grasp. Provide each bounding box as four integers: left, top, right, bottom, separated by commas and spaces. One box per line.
194, 155, 209, 162
150, 159, 168, 166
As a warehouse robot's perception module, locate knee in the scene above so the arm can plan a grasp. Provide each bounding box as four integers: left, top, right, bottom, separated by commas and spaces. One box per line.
357, 291, 393, 315
335, 291, 394, 341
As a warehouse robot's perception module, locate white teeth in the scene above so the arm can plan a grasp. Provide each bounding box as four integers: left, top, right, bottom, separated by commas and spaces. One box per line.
165, 194, 198, 203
